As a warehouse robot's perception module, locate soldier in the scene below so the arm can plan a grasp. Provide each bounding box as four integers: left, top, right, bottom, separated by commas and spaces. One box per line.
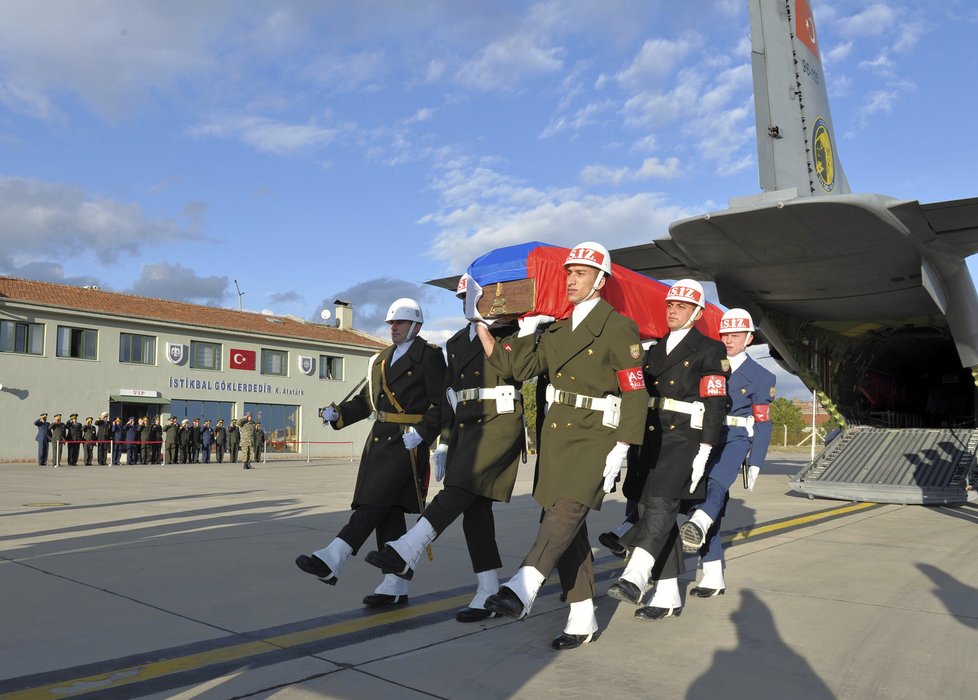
239, 413, 256, 469
227, 419, 240, 463
189, 418, 201, 463
675, 308, 775, 597
149, 416, 163, 464
365, 274, 524, 623
296, 297, 445, 609
163, 416, 179, 465
213, 419, 227, 463
254, 422, 266, 463
50, 414, 66, 466
607, 279, 728, 621
95, 412, 111, 466
200, 419, 214, 464
139, 417, 153, 465
178, 419, 193, 463
123, 418, 140, 465
66, 413, 82, 465
473, 242, 648, 650
81, 417, 97, 465
110, 417, 124, 465
34, 412, 51, 466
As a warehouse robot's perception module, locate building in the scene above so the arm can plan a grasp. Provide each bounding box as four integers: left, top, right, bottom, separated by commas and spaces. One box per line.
1, 276, 387, 463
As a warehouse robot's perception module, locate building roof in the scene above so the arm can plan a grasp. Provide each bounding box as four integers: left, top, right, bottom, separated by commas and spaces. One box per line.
0, 276, 386, 350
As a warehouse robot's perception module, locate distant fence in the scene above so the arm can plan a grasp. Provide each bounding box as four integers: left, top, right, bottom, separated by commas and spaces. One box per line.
261, 441, 356, 463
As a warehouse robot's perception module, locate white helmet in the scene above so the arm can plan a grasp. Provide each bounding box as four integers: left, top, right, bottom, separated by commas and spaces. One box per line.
665, 279, 706, 309
719, 308, 755, 334
455, 273, 470, 299
564, 241, 612, 276
386, 298, 424, 324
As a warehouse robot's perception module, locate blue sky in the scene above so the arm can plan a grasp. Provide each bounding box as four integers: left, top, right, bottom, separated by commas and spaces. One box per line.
2, 1, 976, 399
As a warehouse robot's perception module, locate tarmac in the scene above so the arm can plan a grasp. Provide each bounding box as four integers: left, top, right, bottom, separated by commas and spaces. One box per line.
0, 450, 976, 700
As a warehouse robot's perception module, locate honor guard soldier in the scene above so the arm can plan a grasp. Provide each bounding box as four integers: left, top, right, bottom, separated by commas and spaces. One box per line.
676, 308, 775, 596
474, 242, 648, 650
608, 279, 728, 621
365, 274, 525, 622
296, 298, 445, 608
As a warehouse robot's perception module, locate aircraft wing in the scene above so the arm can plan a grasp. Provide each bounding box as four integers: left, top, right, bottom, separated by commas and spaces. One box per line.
599, 241, 700, 281
917, 197, 978, 259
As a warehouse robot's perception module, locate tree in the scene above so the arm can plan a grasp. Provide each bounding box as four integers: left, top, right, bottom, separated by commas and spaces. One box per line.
769, 397, 805, 432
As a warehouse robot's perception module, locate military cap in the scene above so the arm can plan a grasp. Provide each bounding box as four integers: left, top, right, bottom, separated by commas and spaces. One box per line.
69, 413, 78, 418
40, 412, 48, 418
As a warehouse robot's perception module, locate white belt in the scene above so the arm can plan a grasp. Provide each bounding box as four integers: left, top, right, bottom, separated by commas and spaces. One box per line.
649, 396, 705, 430
726, 414, 755, 437
456, 386, 514, 402
447, 385, 517, 414
545, 384, 621, 428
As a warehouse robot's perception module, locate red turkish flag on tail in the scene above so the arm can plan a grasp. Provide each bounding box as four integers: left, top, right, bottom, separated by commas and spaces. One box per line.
795, 0, 820, 59
230, 348, 256, 370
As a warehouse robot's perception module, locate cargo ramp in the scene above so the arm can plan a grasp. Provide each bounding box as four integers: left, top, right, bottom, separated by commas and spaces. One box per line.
789, 427, 978, 505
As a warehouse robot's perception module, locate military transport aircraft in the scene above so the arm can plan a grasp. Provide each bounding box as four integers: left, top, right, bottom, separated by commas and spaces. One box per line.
609, 0, 978, 503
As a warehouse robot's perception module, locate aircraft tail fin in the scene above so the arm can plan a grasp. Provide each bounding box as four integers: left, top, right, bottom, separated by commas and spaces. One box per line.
750, 0, 850, 196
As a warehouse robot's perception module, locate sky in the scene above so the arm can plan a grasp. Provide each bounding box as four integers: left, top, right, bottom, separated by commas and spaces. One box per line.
2, 0, 977, 400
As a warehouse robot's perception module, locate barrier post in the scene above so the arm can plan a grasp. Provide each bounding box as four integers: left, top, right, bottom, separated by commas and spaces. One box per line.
55, 439, 60, 468
306, 440, 311, 463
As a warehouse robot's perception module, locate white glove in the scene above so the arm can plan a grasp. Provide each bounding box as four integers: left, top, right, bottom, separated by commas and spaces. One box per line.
689, 444, 711, 493
517, 314, 556, 338
603, 442, 630, 493
747, 465, 761, 491
463, 275, 485, 323
433, 443, 449, 482
322, 405, 339, 422
402, 427, 424, 450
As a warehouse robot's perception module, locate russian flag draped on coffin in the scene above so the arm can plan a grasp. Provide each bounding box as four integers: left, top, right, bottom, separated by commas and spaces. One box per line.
465, 241, 723, 340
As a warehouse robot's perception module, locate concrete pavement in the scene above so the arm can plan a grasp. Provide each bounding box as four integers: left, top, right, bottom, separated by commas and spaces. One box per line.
1, 451, 976, 699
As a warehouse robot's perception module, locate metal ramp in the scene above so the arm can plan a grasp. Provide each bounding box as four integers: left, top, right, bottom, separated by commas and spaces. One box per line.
789, 427, 978, 505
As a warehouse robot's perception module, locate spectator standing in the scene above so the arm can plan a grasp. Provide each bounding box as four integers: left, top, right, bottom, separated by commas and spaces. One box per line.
213, 419, 227, 463
178, 419, 192, 463
227, 419, 240, 462
95, 412, 111, 466
66, 413, 82, 466
254, 422, 265, 463
149, 417, 163, 464
50, 414, 66, 466
163, 417, 179, 465
123, 418, 140, 465
139, 417, 153, 465
34, 413, 51, 466
189, 418, 201, 463
81, 417, 97, 466
200, 420, 214, 463
110, 418, 124, 465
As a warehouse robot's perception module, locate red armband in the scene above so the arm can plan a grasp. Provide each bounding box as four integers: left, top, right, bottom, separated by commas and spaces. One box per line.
617, 368, 646, 391
502, 344, 512, 352
752, 403, 770, 422
699, 375, 726, 397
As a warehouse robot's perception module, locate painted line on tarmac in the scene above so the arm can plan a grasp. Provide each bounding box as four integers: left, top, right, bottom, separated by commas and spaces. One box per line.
0, 500, 882, 699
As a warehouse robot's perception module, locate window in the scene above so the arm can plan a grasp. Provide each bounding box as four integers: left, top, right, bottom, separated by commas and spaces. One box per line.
56, 325, 97, 359
169, 400, 233, 426
190, 341, 222, 370
0, 320, 44, 355
244, 402, 299, 453
320, 355, 344, 381
261, 349, 287, 376
120, 333, 156, 364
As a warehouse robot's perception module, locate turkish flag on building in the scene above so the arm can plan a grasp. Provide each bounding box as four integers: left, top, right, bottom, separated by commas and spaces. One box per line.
230, 348, 256, 370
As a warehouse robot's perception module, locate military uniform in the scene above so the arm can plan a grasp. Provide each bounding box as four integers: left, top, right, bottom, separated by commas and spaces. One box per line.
688, 354, 775, 567
34, 415, 51, 466
227, 423, 240, 462
95, 415, 111, 465
66, 416, 83, 465
163, 420, 179, 464
81, 420, 97, 465
50, 416, 66, 465
200, 423, 213, 463
488, 298, 647, 605
254, 426, 265, 462
214, 423, 227, 462
296, 333, 445, 602
238, 416, 256, 468
364, 321, 524, 620
149, 419, 163, 463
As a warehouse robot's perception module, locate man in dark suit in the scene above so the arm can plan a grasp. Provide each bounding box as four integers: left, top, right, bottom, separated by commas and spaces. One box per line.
189, 418, 201, 463
110, 418, 124, 465
123, 418, 140, 465
475, 242, 649, 650
66, 413, 83, 465
95, 412, 111, 466
200, 419, 214, 463
296, 298, 445, 609
254, 422, 265, 463
227, 419, 240, 462
149, 417, 163, 464
34, 413, 51, 466
213, 419, 227, 463
608, 279, 729, 621
365, 275, 524, 623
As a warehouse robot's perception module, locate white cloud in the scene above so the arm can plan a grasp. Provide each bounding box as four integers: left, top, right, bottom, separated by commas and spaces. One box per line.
824, 41, 853, 67
540, 99, 615, 139
837, 3, 897, 38
0, 175, 200, 270
580, 157, 682, 185
190, 115, 354, 156
617, 33, 703, 91
455, 34, 563, 91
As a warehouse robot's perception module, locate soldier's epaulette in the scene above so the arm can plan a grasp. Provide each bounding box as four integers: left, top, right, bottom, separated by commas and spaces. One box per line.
427, 342, 440, 349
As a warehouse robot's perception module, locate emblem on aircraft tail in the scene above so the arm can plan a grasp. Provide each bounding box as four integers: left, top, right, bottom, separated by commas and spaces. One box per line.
813, 116, 835, 192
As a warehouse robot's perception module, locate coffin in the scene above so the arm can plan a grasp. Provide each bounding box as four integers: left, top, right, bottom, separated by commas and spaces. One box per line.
466, 241, 723, 340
